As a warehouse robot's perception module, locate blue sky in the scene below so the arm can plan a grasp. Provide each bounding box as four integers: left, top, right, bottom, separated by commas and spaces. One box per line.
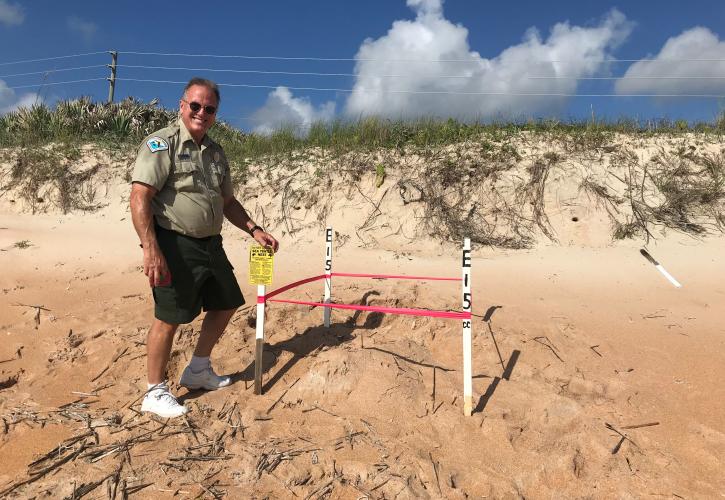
0, 0, 724, 133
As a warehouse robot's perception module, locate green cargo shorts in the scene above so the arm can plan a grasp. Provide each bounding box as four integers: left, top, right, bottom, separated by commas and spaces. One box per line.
152, 226, 245, 324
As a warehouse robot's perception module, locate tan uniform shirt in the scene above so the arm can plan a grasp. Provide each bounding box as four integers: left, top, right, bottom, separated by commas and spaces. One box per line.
132, 119, 233, 238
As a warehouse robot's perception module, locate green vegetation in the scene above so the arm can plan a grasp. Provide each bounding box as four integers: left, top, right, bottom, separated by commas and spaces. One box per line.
375, 163, 386, 188
0, 98, 723, 245
1, 98, 724, 157
13, 240, 31, 249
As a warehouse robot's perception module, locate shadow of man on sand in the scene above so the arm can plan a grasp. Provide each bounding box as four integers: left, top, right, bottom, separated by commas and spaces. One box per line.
226, 291, 385, 394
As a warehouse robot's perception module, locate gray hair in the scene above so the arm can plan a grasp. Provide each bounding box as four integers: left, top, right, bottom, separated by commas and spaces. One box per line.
183, 77, 221, 104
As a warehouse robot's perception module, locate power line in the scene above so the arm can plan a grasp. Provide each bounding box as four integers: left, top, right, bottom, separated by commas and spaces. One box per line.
119, 50, 725, 64
116, 77, 725, 97
117, 64, 725, 81
530, 76, 725, 80
117, 63, 482, 79
6, 78, 108, 90
0, 51, 108, 67
120, 50, 474, 63
0, 65, 107, 79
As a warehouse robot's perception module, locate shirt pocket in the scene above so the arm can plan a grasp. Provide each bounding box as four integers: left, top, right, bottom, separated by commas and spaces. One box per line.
210, 163, 225, 189
173, 161, 199, 191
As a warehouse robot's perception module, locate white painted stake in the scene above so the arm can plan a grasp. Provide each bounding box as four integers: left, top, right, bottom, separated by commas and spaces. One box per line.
462, 238, 473, 416
324, 226, 333, 328
254, 284, 265, 394
655, 264, 682, 288
641, 249, 682, 288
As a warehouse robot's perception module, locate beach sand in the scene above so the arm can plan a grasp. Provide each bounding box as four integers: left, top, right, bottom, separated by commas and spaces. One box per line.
0, 141, 724, 498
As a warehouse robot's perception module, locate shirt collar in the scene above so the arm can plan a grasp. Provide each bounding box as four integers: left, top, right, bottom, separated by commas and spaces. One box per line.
178, 117, 213, 150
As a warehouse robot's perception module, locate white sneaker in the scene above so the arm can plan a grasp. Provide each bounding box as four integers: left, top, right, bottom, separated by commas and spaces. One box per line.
179, 364, 231, 391
141, 384, 188, 418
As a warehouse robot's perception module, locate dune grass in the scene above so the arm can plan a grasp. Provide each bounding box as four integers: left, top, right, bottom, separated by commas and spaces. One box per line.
1, 97, 724, 244
1, 97, 723, 155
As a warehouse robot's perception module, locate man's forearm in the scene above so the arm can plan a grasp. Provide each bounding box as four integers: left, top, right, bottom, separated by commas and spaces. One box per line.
223, 197, 256, 234
130, 190, 158, 248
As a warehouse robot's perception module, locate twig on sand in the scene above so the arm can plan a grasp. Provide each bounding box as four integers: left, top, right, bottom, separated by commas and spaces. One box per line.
91, 347, 129, 382
370, 478, 390, 491
605, 422, 640, 454
267, 377, 300, 414
532, 336, 564, 362
304, 478, 335, 500
429, 451, 442, 495
622, 421, 659, 430
197, 481, 225, 500
0, 431, 94, 496
256, 446, 320, 479
61, 471, 116, 499
12, 303, 50, 328
590, 345, 603, 357
302, 404, 339, 418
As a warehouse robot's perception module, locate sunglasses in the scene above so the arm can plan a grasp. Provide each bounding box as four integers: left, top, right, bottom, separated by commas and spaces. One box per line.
183, 99, 217, 115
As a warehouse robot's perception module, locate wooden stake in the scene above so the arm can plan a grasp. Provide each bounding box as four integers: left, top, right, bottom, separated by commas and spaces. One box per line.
254, 284, 266, 395
462, 238, 472, 416
323, 226, 333, 328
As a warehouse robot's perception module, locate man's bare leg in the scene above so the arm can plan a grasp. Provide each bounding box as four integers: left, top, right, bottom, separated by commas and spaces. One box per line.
147, 318, 179, 384
193, 308, 237, 357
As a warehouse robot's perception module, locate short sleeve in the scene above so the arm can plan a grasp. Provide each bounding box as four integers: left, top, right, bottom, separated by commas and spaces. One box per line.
131, 137, 172, 190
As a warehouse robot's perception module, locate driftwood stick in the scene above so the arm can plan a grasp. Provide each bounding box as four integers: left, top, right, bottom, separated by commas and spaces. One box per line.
91, 347, 129, 382
590, 345, 603, 357
532, 336, 564, 362
605, 422, 640, 454
622, 421, 660, 430
266, 377, 300, 414
61, 471, 115, 499
429, 451, 442, 495
304, 478, 335, 500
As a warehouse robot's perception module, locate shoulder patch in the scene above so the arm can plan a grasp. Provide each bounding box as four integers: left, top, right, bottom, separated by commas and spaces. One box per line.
146, 137, 169, 153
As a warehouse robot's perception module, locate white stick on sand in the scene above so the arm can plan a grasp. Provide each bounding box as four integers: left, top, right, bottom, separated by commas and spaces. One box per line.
655, 264, 682, 288
254, 284, 266, 395
640, 249, 682, 288
462, 238, 473, 416
324, 226, 333, 328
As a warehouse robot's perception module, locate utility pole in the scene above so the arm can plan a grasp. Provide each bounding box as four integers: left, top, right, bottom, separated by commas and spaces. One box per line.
107, 51, 118, 104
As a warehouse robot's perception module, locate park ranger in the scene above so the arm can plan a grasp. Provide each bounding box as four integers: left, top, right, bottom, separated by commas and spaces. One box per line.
130, 77, 279, 418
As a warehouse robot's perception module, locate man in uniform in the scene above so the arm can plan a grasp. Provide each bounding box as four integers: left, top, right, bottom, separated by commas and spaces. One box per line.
130, 78, 278, 418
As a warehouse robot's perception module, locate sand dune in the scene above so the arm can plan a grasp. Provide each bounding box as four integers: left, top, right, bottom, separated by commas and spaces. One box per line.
0, 136, 724, 498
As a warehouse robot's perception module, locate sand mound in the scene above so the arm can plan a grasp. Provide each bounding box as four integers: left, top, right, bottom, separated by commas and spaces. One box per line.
1, 135, 724, 497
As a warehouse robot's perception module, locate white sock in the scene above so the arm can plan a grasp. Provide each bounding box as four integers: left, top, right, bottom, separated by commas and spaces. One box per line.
189, 355, 210, 372
147, 381, 167, 391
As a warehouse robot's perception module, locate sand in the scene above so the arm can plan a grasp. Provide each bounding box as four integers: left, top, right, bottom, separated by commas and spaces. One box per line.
0, 141, 724, 498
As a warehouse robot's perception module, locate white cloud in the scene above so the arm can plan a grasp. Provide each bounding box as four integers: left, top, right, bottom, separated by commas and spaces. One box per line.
345, 1, 634, 120
250, 86, 335, 136
615, 27, 725, 96
0, 0, 23, 26
67, 15, 98, 42
0, 79, 39, 114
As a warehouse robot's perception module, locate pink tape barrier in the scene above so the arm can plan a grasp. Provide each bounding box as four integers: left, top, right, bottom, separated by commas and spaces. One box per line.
265, 274, 327, 300
332, 272, 461, 282
260, 271, 469, 320
264, 272, 461, 300
266, 297, 471, 320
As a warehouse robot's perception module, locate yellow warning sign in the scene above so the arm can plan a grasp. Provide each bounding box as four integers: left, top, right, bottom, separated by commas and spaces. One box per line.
249, 245, 274, 285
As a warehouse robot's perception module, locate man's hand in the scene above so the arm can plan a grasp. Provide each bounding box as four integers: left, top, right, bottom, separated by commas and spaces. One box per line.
253, 230, 279, 252
143, 242, 172, 287
130, 182, 170, 287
